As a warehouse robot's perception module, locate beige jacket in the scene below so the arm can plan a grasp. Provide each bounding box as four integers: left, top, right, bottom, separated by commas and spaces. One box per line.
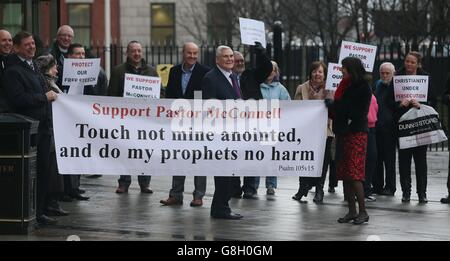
295, 81, 334, 137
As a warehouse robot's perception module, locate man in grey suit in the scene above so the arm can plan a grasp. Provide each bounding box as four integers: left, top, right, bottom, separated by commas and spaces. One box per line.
202, 46, 243, 219
160, 42, 210, 207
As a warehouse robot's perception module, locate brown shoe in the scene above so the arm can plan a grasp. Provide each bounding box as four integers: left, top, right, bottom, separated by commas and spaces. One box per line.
160, 197, 182, 206
140, 187, 153, 194
190, 198, 203, 207
115, 187, 128, 194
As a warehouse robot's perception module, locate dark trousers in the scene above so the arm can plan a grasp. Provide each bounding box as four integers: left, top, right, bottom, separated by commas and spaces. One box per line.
399, 146, 428, 195
118, 175, 151, 188
448, 153, 450, 193
169, 176, 207, 201
36, 129, 52, 217
242, 177, 257, 195
328, 159, 337, 188
298, 137, 333, 195
364, 128, 377, 196
211, 177, 239, 216
63, 175, 80, 194
374, 130, 397, 193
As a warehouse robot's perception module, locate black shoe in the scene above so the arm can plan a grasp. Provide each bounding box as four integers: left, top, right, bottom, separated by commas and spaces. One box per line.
37, 215, 58, 225
45, 206, 70, 216
418, 193, 428, 204
211, 212, 243, 220
313, 190, 324, 203
441, 196, 450, 204
379, 189, 395, 196
337, 213, 358, 223
402, 192, 411, 203
292, 193, 303, 201
328, 187, 335, 193
70, 192, 90, 201
60, 194, 74, 202
242, 192, 257, 199
77, 188, 86, 194
353, 214, 369, 225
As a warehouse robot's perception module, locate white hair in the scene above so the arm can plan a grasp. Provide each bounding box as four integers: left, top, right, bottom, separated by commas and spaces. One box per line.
216, 45, 232, 58
379, 62, 395, 73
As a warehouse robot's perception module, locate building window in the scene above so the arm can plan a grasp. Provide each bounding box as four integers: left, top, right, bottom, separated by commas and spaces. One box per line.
68, 4, 91, 46
207, 3, 232, 44
151, 3, 175, 45
0, 1, 24, 36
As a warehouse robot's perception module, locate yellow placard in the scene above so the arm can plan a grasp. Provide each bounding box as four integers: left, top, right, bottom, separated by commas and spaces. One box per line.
157, 64, 174, 88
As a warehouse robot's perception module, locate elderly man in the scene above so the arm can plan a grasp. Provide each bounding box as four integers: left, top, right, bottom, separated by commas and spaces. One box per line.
160, 42, 210, 207
4, 31, 59, 225
49, 25, 74, 87
373, 62, 397, 197
0, 29, 13, 112
108, 40, 158, 194
202, 45, 243, 220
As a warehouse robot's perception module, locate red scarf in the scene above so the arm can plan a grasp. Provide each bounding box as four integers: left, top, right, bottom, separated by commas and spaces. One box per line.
334, 76, 351, 101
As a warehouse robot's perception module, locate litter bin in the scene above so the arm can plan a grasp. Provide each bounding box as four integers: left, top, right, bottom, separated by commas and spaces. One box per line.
0, 113, 39, 234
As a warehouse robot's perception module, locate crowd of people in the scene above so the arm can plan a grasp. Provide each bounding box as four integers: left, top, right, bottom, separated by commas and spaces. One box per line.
1, 25, 449, 226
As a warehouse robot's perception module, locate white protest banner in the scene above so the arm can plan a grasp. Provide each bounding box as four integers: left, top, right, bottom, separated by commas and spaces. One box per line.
338, 41, 377, 72
123, 73, 161, 99
52, 95, 327, 177
239, 17, 267, 48
62, 58, 101, 95
325, 63, 343, 91
393, 75, 429, 102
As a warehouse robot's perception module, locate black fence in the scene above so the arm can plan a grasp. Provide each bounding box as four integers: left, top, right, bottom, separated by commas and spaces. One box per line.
87, 42, 450, 150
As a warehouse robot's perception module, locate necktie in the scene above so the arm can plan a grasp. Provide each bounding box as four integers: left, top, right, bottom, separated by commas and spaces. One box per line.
230, 74, 241, 98
28, 61, 35, 71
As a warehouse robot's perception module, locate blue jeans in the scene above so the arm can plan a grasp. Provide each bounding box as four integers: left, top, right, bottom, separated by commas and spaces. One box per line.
255, 177, 277, 189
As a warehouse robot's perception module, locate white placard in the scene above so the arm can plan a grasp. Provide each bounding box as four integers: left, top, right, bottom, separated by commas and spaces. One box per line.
393, 75, 429, 102
338, 41, 377, 72
239, 18, 267, 48
325, 63, 343, 91
52, 95, 327, 177
62, 58, 101, 95
124, 74, 161, 99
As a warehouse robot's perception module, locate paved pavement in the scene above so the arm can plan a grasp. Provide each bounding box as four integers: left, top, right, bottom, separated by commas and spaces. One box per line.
1, 151, 449, 241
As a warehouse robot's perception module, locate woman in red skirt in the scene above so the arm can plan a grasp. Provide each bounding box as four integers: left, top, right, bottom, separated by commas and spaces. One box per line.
327, 57, 372, 225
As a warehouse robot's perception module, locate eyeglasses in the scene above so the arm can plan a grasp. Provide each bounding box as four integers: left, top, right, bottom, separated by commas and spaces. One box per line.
58, 34, 74, 39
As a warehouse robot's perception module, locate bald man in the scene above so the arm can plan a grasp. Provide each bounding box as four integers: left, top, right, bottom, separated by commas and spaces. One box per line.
160, 42, 210, 207
0, 29, 13, 112
49, 25, 75, 87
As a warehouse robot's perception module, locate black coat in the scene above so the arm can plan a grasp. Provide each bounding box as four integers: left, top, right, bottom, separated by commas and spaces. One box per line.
332, 79, 372, 135
202, 66, 240, 100
165, 63, 210, 99
4, 54, 51, 127
0, 54, 12, 113
240, 49, 273, 100
375, 79, 396, 132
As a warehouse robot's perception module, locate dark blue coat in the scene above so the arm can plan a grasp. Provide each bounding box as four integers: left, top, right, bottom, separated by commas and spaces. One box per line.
165, 62, 210, 99
4, 54, 51, 127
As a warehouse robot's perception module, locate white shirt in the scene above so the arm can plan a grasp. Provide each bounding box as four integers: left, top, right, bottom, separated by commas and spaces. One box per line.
217, 66, 233, 87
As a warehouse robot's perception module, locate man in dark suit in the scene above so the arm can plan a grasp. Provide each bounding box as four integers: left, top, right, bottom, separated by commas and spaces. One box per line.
0, 29, 13, 113
160, 42, 210, 207
202, 45, 243, 220
4, 31, 59, 225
